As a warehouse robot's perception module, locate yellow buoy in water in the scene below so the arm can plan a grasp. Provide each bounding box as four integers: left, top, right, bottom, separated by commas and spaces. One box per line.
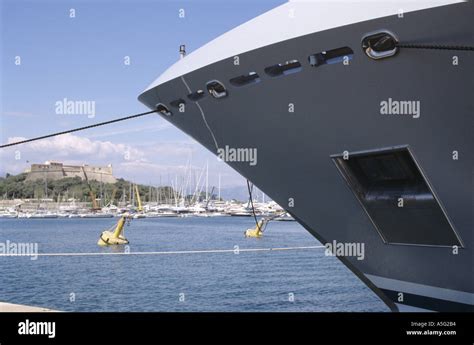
245, 219, 266, 238
97, 213, 130, 246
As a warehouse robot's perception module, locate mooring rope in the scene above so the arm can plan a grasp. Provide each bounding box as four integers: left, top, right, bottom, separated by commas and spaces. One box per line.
0, 109, 158, 148
396, 43, 474, 51
246, 180, 260, 228
180, 75, 219, 151
0, 245, 325, 257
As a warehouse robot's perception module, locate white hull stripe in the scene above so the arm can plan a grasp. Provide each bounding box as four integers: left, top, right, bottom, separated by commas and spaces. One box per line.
366, 274, 474, 305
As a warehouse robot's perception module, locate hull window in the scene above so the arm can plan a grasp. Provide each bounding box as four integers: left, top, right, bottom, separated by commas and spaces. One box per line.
264, 60, 302, 77
361, 31, 399, 60
229, 72, 261, 87
156, 103, 172, 117
187, 90, 205, 102
206, 80, 228, 99
332, 146, 462, 247
308, 47, 354, 67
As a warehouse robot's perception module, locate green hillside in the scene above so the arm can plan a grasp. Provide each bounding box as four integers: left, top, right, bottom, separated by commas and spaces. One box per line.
0, 173, 176, 204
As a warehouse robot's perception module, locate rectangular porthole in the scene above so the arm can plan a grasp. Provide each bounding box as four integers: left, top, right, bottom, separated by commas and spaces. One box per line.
331, 146, 462, 247
264, 60, 302, 77
187, 90, 205, 102
229, 72, 261, 87
308, 47, 353, 67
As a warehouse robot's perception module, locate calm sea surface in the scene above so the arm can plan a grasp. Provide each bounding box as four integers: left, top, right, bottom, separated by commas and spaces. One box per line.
0, 217, 387, 312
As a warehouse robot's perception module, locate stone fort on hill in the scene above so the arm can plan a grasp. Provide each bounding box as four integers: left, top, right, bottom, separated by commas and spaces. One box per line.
25, 161, 117, 184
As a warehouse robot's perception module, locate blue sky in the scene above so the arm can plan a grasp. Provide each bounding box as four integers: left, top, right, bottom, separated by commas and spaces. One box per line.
0, 0, 285, 191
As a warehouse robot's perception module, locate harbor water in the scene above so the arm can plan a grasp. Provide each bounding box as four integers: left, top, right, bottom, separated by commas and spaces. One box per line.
0, 217, 387, 312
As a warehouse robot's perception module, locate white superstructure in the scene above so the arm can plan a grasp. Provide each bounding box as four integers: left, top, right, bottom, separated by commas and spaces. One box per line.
144, 0, 462, 91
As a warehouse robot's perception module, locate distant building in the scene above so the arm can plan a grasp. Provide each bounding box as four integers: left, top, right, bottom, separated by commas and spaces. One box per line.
24, 161, 117, 184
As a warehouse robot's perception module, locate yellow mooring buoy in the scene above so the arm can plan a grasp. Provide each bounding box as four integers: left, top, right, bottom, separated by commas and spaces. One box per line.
245, 219, 267, 238
97, 213, 131, 246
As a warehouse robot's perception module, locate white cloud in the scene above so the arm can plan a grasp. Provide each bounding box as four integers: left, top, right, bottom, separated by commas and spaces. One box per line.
0, 133, 246, 188
86, 122, 172, 139
4, 133, 142, 159
0, 134, 144, 176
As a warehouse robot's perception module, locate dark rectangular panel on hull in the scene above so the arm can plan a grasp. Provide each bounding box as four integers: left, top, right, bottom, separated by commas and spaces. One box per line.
331, 146, 462, 247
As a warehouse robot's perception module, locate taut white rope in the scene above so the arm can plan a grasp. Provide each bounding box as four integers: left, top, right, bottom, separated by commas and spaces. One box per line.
0, 245, 325, 257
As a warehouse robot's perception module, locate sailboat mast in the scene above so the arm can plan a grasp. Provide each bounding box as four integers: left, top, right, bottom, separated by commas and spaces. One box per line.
206, 161, 209, 202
